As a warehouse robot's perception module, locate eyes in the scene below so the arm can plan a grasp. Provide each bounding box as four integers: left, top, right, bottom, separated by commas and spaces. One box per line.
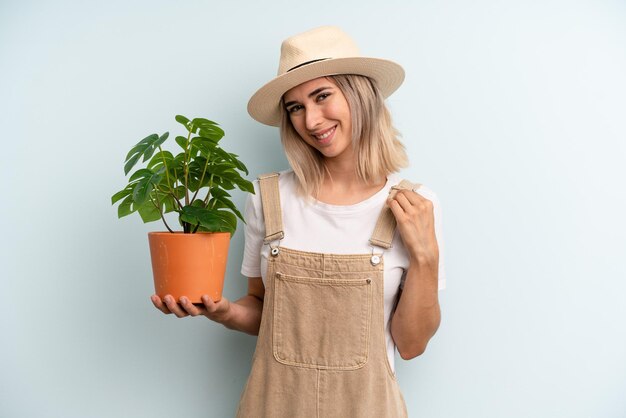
286, 104, 304, 114
285, 92, 331, 114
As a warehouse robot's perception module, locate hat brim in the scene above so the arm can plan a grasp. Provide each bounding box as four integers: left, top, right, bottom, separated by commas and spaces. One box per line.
247, 57, 405, 127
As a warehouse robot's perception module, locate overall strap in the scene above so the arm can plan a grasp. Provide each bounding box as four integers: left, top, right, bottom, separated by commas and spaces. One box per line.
369, 179, 421, 249
258, 172, 285, 244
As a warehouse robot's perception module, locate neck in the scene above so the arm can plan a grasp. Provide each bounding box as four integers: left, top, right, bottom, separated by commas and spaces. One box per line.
323, 159, 358, 186
321, 145, 360, 186
316, 153, 387, 205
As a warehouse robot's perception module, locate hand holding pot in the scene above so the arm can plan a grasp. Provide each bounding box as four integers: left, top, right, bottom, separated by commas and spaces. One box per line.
151, 294, 232, 324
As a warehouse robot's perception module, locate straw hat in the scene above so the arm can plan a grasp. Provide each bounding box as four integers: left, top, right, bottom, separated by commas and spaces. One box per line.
247, 26, 405, 127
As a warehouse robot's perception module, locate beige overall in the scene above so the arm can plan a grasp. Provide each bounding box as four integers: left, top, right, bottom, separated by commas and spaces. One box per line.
236, 173, 418, 418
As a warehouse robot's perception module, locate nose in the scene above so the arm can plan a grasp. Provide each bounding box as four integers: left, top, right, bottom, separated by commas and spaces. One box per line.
305, 105, 323, 131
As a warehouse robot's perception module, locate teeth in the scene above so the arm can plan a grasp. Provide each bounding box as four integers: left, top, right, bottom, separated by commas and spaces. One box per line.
315, 127, 335, 140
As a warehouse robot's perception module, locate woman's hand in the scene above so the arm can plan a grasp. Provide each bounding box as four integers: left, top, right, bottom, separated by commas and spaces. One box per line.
151, 294, 232, 324
387, 189, 439, 266
388, 189, 441, 358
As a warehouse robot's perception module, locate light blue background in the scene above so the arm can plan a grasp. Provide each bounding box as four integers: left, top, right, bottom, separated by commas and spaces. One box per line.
1, 1, 625, 417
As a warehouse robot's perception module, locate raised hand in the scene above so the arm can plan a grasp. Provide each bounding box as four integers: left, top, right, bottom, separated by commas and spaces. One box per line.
387, 189, 439, 266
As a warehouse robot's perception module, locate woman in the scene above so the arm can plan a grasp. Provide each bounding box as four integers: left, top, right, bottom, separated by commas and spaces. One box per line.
152, 26, 445, 417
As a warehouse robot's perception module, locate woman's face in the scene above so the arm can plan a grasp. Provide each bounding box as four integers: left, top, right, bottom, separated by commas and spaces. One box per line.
283, 77, 352, 161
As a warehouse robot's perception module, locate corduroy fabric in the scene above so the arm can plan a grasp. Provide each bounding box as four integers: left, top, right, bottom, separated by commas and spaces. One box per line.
258, 173, 284, 244
369, 180, 420, 249
236, 174, 412, 418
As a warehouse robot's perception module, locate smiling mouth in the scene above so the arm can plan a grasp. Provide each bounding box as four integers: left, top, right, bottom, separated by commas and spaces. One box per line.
312, 126, 336, 141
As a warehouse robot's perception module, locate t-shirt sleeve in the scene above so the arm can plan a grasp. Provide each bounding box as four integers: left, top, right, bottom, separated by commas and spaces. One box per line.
400, 185, 446, 291
241, 182, 265, 278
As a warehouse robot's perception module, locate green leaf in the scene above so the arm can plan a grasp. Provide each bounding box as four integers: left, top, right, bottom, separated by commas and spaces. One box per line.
171, 153, 186, 180
174, 185, 186, 199
148, 189, 178, 214
111, 186, 133, 205
123, 154, 143, 177
190, 118, 223, 137
186, 159, 206, 192
198, 127, 225, 142
175, 115, 190, 127
204, 162, 234, 176
191, 136, 218, 156
179, 206, 237, 234
180, 206, 214, 230
228, 152, 249, 175
191, 199, 206, 208
144, 132, 169, 162
155, 131, 170, 148
217, 210, 237, 235
175, 135, 188, 150
209, 188, 231, 199
128, 168, 153, 183
132, 181, 155, 206
210, 146, 238, 166
210, 168, 254, 193
210, 194, 245, 222
236, 178, 255, 194
191, 117, 218, 129
208, 199, 227, 210
228, 200, 245, 222
137, 201, 162, 223
188, 156, 208, 171
162, 194, 177, 213
214, 177, 235, 190
123, 133, 161, 175
147, 150, 174, 170
117, 195, 136, 218
132, 167, 165, 205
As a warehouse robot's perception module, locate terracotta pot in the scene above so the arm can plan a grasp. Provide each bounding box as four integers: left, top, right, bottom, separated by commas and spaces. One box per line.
148, 231, 230, 303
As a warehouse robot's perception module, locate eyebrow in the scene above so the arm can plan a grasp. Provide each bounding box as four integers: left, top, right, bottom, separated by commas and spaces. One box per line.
284, 86, 333, 108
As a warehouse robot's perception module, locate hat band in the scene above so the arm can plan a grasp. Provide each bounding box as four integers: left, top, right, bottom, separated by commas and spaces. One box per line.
287, 58, 330, 72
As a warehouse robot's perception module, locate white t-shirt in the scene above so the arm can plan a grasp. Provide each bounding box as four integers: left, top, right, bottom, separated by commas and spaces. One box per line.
241, 170, 446, 373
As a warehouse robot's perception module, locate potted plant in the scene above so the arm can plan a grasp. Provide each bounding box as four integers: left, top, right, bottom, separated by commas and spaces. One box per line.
111, 115, 254, 303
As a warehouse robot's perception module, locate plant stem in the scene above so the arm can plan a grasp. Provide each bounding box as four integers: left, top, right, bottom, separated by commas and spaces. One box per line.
183, 129, 192, 206
172, 165, 179, 196
191, 151, 211, 204
156, 185, 184, 211
158, 145, 172, 186
151, 196, 173, 233
203, 173, 215, 206
158, 145, 182, 210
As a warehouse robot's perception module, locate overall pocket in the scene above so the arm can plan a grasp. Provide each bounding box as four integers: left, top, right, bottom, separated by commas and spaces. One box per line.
272, 272, 373, 370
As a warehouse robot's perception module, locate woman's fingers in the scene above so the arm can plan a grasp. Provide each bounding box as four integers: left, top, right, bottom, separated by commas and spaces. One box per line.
201, 294, 215, 311
162, 295, 189, 318
151, 294, 172, 315
387, 189, 437, 260
389, 190, 433, 220
393, 190, 428, 213
201, 295, 223, 314
151, 294, 230, 322
178, 297, 203, 316
387, 196, 405, 220
388, 190, 415, 222
391, 192, 412, 219
201, 295, 231, 322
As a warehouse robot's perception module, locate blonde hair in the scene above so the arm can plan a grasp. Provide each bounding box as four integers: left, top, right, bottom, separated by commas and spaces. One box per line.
280, 74, 408, 198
